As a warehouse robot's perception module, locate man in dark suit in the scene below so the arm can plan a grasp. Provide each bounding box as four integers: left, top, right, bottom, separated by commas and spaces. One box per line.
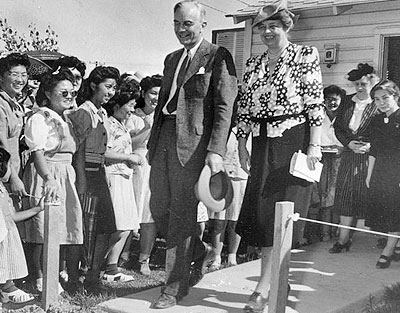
147, 0, 237, 309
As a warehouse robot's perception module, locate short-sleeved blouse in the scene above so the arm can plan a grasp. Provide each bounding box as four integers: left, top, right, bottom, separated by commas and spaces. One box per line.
237, 43, 324, 138
24, 107, 77, 154
0, 90, 24, 172
106, 116, 133, 178
67, 100, 108, 164
125, 108, 153, 151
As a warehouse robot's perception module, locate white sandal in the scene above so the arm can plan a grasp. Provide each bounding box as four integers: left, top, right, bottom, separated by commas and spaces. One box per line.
102, 272, 134, 282
1, 288, 34, 304
36, 278, 64, 294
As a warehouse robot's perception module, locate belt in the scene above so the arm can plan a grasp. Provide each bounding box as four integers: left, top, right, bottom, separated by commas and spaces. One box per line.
85, 162, 103, 172
162, 114, 176, 120
251, 112, 305, 123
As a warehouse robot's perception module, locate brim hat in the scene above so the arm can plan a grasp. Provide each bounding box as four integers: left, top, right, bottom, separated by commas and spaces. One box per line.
194, 165, 234, 213
346, 63, 375, 82
252, 0, 298, 28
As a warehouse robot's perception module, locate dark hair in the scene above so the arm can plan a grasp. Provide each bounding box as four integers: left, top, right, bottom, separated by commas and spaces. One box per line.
52, 56, 86, 77
347, 63, 376, 82
268, 9, 294, 30
0, 147, 11, 178
370, 79, 400, 100
81, 66, 120, 102
135, 74, 163, 109
36, 69, 75, 107
323, 85, 346, 99
119, 73, 140, 94
104, 89, 140, 117
0, 53, 31, 76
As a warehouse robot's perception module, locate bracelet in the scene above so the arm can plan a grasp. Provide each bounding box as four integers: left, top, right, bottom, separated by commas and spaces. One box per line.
309, 143, 321, 147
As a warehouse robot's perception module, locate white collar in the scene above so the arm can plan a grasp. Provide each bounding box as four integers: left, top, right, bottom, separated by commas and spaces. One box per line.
185, 37, 203, 60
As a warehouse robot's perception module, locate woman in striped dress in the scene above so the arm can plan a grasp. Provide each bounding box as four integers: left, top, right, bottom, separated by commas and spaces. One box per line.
329, 63, 379, 253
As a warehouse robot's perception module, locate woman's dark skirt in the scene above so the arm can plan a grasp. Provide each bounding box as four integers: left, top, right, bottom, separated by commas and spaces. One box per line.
333, 150, 368, 218
86, 167, 117, 234
236, 122, 313, 248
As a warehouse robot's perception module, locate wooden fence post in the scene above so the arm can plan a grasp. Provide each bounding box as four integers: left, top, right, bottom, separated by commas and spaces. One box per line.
268, 201, 294, 313
42, 203, 60, 310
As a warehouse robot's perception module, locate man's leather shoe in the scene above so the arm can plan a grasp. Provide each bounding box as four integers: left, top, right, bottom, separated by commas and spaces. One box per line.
152, 293, 177, 309
189, 243, 214, 287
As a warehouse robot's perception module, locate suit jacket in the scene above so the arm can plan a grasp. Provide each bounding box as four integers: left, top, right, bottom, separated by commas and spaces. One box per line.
148, 39, 237, 166
334, 94, 378, 147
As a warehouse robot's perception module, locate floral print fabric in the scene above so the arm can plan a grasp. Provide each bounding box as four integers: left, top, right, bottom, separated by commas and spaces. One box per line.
237, 43, 324, 138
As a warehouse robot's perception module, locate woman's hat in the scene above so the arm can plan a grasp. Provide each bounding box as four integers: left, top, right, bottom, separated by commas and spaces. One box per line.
346, 63, 375, 82
194, 165, 234, 213
252, 0, 298, 27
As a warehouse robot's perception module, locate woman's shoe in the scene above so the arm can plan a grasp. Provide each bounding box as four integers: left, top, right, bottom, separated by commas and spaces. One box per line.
208, 261, 221, 272
391, 247, 400, 262
102, 272, 134, 282
376, 255, 392, 269
243, 291, 268, 313
140, 261, 151, 276
329, 240, 352, 253
0, 288, 34, 304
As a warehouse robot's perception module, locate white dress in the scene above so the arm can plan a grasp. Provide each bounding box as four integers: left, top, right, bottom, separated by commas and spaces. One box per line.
126, 109, 154, 224
105, 116, 139, 231
23, 107, 83, 244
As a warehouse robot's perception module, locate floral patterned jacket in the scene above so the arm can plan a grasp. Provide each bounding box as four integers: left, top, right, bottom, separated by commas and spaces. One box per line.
237, 42, 324, 138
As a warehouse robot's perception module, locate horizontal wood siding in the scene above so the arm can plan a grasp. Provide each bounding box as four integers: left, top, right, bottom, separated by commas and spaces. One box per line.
213, 28, 245, 84
249, 0, 400, 93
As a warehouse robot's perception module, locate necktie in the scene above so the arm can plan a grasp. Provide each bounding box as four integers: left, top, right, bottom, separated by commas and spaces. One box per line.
166, 51, 190, 114
176, 51, 190, 88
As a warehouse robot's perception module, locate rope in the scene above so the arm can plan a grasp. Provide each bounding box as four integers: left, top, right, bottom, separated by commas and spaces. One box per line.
289, 213, 400, 240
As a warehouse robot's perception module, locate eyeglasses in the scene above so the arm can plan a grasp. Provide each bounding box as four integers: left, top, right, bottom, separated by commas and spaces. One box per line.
173, 21, 195, 29
58, 90, 77, 98
8, 72, 28, 80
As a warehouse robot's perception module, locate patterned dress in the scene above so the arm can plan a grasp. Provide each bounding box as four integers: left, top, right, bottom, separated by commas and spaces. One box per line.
235, 42, 324, 247
105, 116, 139, 231
23, 107, 83, 244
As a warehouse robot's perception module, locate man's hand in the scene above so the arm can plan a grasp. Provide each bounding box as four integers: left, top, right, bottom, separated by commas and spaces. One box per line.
205, 152, 224, 175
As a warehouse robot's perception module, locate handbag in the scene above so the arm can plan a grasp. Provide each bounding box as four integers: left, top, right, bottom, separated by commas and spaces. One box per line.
289, 150, 323, 183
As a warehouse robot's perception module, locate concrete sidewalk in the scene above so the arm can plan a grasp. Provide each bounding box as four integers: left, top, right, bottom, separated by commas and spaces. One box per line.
98, 233, 400, 313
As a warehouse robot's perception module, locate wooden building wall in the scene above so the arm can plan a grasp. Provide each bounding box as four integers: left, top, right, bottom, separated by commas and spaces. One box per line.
218, 0, 400, 93
251, 1, 400, 92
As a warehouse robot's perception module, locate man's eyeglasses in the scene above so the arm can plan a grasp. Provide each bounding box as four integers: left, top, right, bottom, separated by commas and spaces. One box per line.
58, 90, 77, 98
173, 21, 195, 29
8, 72, 28, 80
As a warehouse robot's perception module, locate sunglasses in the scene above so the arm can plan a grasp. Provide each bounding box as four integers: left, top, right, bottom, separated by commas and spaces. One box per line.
58, 90, 77, 98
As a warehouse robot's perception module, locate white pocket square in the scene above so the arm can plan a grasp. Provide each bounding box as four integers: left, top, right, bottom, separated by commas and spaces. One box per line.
196, 67, 206, 74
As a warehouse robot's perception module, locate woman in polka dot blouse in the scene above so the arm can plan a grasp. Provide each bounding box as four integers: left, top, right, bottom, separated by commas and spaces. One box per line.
235, 3, 324, 312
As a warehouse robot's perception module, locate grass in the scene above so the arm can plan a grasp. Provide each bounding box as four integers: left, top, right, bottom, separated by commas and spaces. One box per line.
2, 238, 167, 313
364, 283, 400, 313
